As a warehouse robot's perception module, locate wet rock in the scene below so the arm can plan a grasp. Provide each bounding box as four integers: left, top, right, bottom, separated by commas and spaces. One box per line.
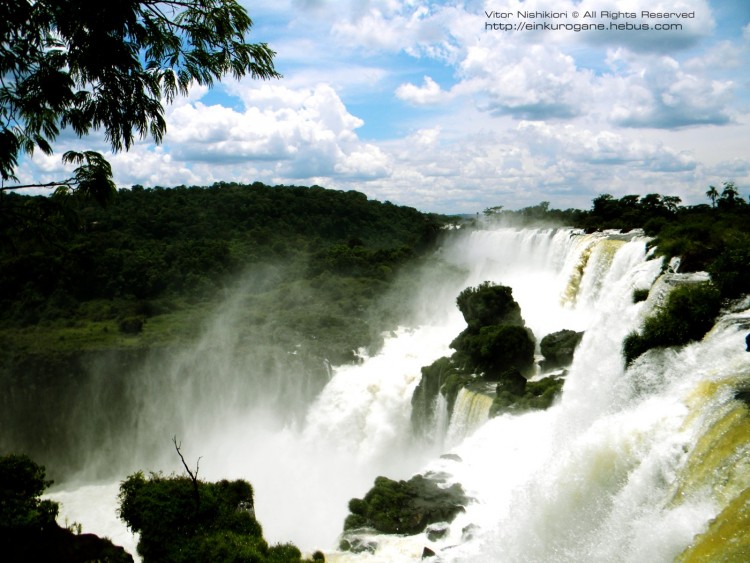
539, 329, 584, 369
422, 546, 437, 558
461, 524, 479, 541
338, 537, 378, 554
426, 523, 450, 541
342, 474, 469, 537
494, 367, 527, 395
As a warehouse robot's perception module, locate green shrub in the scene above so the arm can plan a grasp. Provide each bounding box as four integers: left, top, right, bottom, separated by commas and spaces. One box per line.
118, 316, 145, 334
189, 531, 269, 563
708, 240, 750, 299
266, 542, 305, 562
623, 282, 722, 364
118, 472, 273, 563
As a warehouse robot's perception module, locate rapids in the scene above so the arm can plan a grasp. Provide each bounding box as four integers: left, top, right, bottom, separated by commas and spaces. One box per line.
47, 226, 750, 561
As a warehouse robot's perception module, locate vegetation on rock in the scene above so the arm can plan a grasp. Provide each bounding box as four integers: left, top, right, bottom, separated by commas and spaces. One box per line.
455, 282, 524, 329
450, 282, 535, 379
623, 282, 722, 365
119, 470, 316, 562
411, 282, 563, 434
482, 186, 748, 365
490, 373, 564, 417
340, 474, 468, 544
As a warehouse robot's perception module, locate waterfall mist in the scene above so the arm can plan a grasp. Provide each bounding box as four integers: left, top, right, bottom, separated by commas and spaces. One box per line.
39, 224, 750, 561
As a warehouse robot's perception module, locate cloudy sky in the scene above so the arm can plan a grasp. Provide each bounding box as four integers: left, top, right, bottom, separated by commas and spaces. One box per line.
21, 0, 750, 213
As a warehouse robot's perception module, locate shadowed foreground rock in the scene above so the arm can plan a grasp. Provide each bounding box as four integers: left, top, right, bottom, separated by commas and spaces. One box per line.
4, 528, 134, 563
0, 453, 132, 563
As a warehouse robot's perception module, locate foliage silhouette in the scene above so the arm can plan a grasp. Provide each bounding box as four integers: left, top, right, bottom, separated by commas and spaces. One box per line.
0, 0, 279, 188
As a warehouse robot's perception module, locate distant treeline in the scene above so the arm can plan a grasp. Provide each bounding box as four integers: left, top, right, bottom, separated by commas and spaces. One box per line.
484, 184, 750, 300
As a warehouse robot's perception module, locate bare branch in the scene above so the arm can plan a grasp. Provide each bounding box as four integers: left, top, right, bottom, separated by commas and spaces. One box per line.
172, 435, 201, 512
0, 179, 75, 192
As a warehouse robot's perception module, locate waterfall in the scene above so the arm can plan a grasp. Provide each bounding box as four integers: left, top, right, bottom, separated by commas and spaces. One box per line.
445, 388, 494, 447
46, 226, 750, 562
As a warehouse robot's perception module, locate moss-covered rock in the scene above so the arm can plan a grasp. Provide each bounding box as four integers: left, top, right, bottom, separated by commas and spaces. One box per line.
341, 474, 468, 541
490, 374, 564, 417
493, 367, 527, 395
539, 329, 584, 370
451, 324, 535, 379
455, 282, 524, 330
410, 356, 456, 438
411, 282, 555, 434
449, 282, 535, 379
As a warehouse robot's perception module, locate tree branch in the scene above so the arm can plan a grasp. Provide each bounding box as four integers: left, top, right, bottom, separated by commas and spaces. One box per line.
0, 179, 75, 192
172, 436, 201, 512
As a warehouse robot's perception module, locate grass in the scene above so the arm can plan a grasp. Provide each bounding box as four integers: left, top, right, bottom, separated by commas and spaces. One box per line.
0, 302, 213, 355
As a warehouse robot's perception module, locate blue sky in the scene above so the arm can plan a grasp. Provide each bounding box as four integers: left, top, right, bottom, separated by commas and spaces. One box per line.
18, 0, 750, 213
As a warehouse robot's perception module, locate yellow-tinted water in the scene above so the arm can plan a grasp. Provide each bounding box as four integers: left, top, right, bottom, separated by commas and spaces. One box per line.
675, 373, 750, 561
561, 238, 624, 306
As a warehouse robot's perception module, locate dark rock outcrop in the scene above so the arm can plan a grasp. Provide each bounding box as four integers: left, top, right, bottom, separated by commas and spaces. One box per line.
411, 282, 543, 436
539, 329, 584, 369
494, 367, 527, 395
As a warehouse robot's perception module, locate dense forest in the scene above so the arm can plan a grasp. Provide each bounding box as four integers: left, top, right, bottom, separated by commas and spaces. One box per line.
1, 181, 449, 362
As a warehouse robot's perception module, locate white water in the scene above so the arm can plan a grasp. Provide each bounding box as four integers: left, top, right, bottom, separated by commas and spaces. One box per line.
50, 225, 750, 561
444, 388, 494, 448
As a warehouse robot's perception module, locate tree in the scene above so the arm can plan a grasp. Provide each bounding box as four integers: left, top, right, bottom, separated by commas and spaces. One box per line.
0, 454, 58, 532
662, 195, 682, 213
718, 181, 742, 209
639, 193, 663, 210
0, 0, 280, 200
706, 185, 719, 208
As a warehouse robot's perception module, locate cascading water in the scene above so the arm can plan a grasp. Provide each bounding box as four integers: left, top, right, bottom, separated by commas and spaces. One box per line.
46, 225, 750, 562
443, 388, 494, 447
